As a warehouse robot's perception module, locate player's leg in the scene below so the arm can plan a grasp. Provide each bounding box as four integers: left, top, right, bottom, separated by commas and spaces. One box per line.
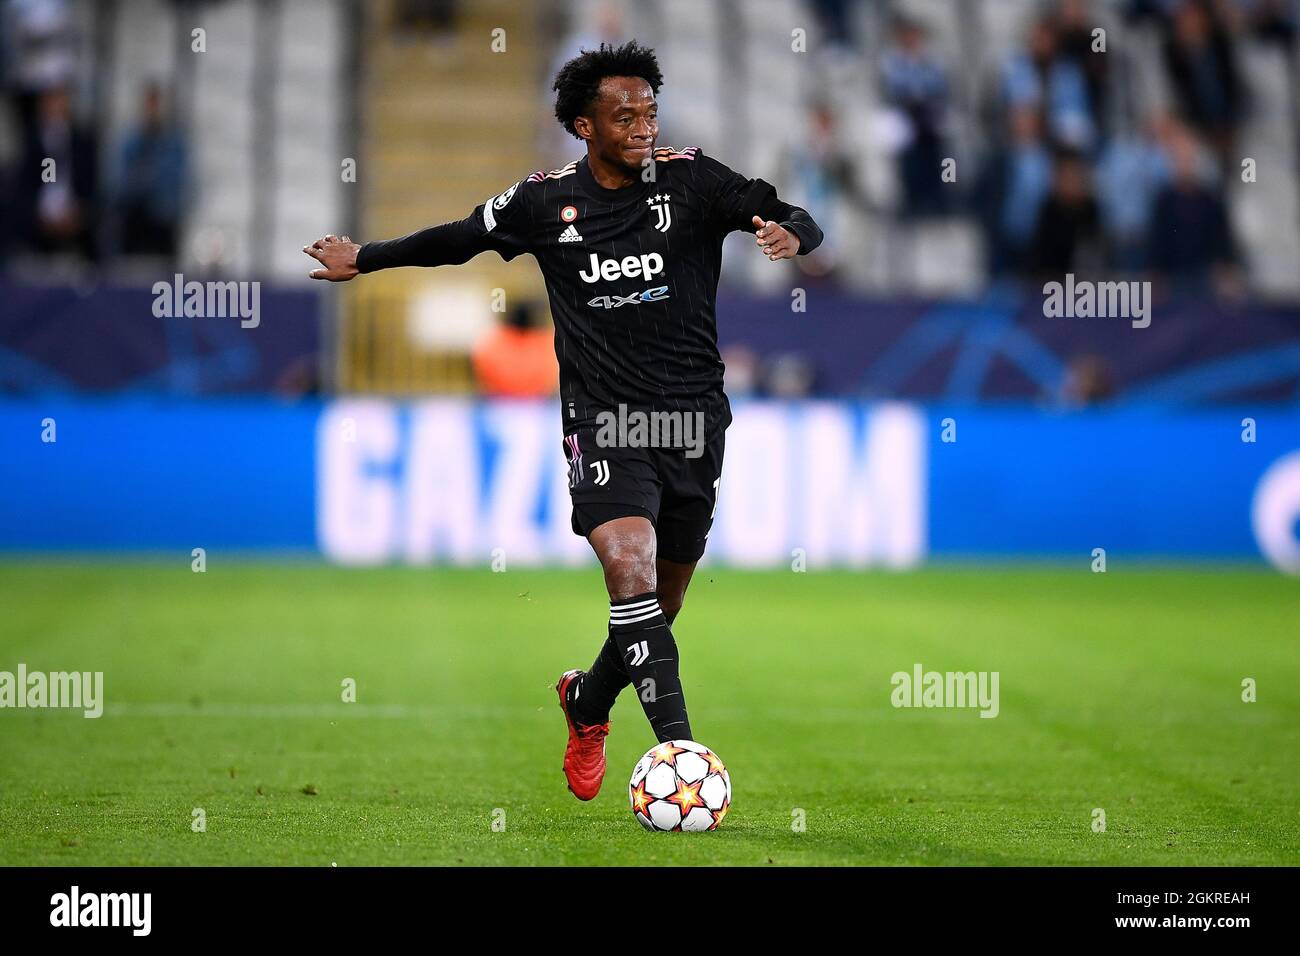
555, 433, 664, 798
654, 423, 723, 621
563, 512, 644, 728
573, 514, 693, 744
655, 557, 697, 625
641, 424, 723, 723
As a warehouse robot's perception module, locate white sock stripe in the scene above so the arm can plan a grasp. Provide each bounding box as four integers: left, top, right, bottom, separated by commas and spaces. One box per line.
610, 608, 661, 621
608, 613, 660, 629
609, 609, 664, 625
609, 597, 659, 614
609, 606, 661, 619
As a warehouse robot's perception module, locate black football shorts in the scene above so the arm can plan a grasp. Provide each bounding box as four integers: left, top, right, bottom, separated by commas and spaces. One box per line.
563, 425, 725, 564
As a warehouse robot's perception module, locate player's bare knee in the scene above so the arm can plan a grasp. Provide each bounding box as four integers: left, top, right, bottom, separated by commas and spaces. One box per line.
600, 535, 660, 595
601, 549, 656, 599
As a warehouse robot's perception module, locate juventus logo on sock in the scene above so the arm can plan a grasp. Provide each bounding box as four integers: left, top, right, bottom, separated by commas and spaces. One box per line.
608, 592, 691, 744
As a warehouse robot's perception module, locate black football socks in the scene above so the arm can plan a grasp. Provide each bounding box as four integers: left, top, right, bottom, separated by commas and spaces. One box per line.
607, 593, 693, 743
567, 632, 629, 726
566, 593, 694, 742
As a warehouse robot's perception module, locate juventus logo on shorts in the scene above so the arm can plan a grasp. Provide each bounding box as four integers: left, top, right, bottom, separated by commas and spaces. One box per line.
626, 640, 649, 665
647, 193, 672, 233
589, 460, 611, 486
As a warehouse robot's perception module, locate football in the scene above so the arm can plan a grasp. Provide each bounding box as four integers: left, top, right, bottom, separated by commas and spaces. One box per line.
629, 740, 731, 831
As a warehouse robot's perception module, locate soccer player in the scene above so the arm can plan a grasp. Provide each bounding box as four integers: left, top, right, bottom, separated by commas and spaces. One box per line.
303, 41, 822, 801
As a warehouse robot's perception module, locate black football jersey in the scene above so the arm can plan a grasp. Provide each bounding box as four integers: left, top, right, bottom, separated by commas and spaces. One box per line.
356, 147, 822, 436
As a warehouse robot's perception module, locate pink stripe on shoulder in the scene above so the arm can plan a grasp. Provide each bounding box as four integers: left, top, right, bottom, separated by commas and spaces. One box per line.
654, 145, 699, 161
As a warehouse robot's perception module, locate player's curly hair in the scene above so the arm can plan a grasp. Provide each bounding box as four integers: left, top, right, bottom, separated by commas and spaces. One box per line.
552, 40, 663, 139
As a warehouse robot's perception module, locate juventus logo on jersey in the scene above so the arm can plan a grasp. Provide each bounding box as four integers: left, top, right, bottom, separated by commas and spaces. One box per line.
589, 459, 611, 486
647, 193, 672, 233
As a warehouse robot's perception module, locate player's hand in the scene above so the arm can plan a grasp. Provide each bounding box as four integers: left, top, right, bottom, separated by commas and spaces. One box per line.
751, 216, 800, 261
303, 234, 360, 281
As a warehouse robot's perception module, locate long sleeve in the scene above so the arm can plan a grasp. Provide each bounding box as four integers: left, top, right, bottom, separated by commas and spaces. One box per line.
356, 178, 535, 273
356, 214, 493, 273
696, 150, 823, 255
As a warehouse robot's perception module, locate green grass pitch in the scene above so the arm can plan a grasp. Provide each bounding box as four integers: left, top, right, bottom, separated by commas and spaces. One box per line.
0, 562, 1296, 866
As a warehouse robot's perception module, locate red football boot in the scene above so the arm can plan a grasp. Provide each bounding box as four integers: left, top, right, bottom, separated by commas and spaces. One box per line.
556, 669, 610, 801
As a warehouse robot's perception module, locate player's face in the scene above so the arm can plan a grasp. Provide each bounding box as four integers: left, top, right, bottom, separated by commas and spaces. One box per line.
585, 77, 658, 172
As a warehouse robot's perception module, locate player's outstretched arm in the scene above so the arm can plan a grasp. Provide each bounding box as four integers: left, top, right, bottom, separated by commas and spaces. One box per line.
303, 205, 515, 280
304, 174, 539, 281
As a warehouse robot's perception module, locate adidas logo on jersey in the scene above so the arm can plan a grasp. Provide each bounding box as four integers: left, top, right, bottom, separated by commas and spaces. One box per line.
558, 224, 583, 243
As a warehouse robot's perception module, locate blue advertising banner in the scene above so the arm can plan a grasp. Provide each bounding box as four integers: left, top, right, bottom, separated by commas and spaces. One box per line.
926, 407, 1299, 560
0, 398, 318, 550
2, 399, 1298, 571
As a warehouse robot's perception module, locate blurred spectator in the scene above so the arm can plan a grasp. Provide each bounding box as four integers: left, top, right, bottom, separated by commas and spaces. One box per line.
3, 0, 77, 127
781, 101, 863, 276
113, 83, 188, 262
761, 352, 817, 399
273, 354, 322, 399
975, 106, 1053, 275
1147, 122, 1239, 284
1052, 0, 1110, 139
1060, 353, 1117, 406
879, 15, 950, 217
1244, 0, 1296, 45
1162, 0, 1244, 157
810, 0, 856, 50
1027, 148, 1102, 276
1095, 113, 1174, 271
1124, 0, 1179, 24
1004, 15, 1096, 151
472, 302, 558, 398
721, 344, 760, 398
0, 95, 17, 267
18, 83, 97, 260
